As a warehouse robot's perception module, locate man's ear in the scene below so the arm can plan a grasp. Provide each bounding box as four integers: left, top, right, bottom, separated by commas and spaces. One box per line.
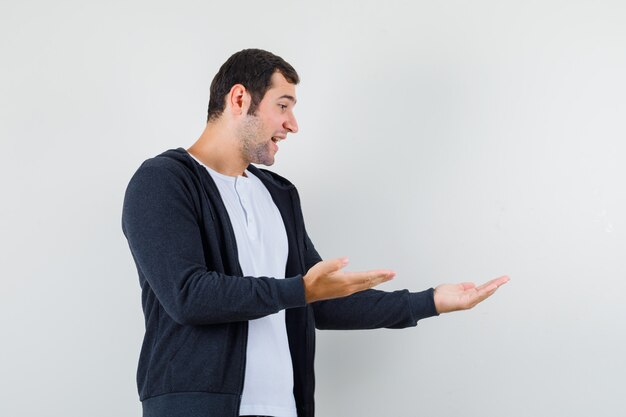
227, 84, 251, 116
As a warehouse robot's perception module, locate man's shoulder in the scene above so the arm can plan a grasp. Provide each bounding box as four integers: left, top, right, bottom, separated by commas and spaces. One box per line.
130, 148, 197, 178
126, 148, 200, 193
139, 148, 192, 170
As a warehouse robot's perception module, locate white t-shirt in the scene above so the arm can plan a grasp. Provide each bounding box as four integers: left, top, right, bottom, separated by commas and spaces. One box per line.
192, 155, 297, 417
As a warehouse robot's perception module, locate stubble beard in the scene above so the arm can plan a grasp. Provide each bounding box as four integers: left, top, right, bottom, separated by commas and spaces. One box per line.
238, 114, 275, 166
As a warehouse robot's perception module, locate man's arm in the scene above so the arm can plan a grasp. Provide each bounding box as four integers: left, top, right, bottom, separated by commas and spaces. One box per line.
122, 164, 308, 325
302, 232, 509, 329
310, 276, 509, 330
122, 164, 393, 326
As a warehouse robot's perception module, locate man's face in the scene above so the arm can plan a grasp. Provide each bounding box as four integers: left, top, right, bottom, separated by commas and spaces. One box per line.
237, 72, 299, 166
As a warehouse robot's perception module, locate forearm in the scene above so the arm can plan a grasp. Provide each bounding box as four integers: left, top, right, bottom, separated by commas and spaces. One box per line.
135, 263, 306, 325
312, 287, 438, 330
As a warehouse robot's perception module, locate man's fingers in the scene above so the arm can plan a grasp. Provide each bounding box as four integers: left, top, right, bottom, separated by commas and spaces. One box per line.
341, 269, 396, 290
304, 259, 397, 303
315, 257, 349, 275
476, 275, 510, 292
472, 276, 510, 305
367, 270, 396, 287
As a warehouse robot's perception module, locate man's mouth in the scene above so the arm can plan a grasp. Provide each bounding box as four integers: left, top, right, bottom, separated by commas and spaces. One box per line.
270, 136, 281, 152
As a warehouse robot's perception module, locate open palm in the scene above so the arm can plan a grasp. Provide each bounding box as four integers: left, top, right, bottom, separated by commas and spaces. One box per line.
434, 276, 510, 314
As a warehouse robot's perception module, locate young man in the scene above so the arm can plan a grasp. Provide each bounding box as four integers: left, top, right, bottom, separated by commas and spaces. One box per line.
122, 49, 509, 417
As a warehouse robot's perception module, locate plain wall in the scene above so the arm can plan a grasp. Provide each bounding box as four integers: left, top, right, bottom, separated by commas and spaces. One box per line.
1, 1, 625, 416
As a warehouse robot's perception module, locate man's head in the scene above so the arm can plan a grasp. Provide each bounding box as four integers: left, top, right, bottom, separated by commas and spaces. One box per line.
235, 71, 299, 166
207, 49, 299, 122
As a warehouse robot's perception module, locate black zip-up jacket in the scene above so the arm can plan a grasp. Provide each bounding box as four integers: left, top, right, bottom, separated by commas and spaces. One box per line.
122, 148, 438, 417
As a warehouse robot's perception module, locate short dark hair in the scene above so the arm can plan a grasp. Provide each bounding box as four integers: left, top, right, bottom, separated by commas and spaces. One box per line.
206, 49, 299, 122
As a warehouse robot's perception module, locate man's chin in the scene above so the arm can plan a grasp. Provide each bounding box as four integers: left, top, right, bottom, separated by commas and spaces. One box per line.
252, 156, 275, 166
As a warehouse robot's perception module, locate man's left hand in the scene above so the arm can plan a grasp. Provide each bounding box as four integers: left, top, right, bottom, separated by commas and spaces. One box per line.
433, 275, 510, 314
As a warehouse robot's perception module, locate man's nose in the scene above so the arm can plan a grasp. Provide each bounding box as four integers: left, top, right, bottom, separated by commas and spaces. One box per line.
284, 114, 298, 134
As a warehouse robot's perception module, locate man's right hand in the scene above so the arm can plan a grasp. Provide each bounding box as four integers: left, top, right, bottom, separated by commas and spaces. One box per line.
302, 258, 396, 303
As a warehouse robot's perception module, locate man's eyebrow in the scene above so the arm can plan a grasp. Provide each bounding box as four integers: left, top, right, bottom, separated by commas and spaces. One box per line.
278, 94, 297, 104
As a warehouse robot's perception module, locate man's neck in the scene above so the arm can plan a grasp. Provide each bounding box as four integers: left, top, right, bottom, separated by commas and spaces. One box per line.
187, 122, 249, 177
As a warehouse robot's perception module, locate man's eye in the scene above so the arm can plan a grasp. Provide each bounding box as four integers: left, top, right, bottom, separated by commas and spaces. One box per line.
279, 104, 287, 110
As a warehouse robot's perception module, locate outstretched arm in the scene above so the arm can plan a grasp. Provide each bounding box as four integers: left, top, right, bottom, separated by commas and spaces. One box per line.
301, 231, 509, 329
433, 276, 510, 314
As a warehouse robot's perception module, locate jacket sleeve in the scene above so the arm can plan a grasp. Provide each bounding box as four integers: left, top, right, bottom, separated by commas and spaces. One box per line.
304, 232, 439, 330
122, 164, 307, 326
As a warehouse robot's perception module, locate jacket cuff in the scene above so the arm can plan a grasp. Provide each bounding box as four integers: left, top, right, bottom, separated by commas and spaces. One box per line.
278, 275, 307, 309
409, 287, 439, 321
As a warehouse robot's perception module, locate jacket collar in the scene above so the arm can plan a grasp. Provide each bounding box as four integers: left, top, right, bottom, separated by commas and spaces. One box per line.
159, 147, 296, 191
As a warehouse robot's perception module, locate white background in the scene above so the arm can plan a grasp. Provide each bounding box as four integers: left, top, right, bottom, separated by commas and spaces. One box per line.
1, 1, 625, 416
